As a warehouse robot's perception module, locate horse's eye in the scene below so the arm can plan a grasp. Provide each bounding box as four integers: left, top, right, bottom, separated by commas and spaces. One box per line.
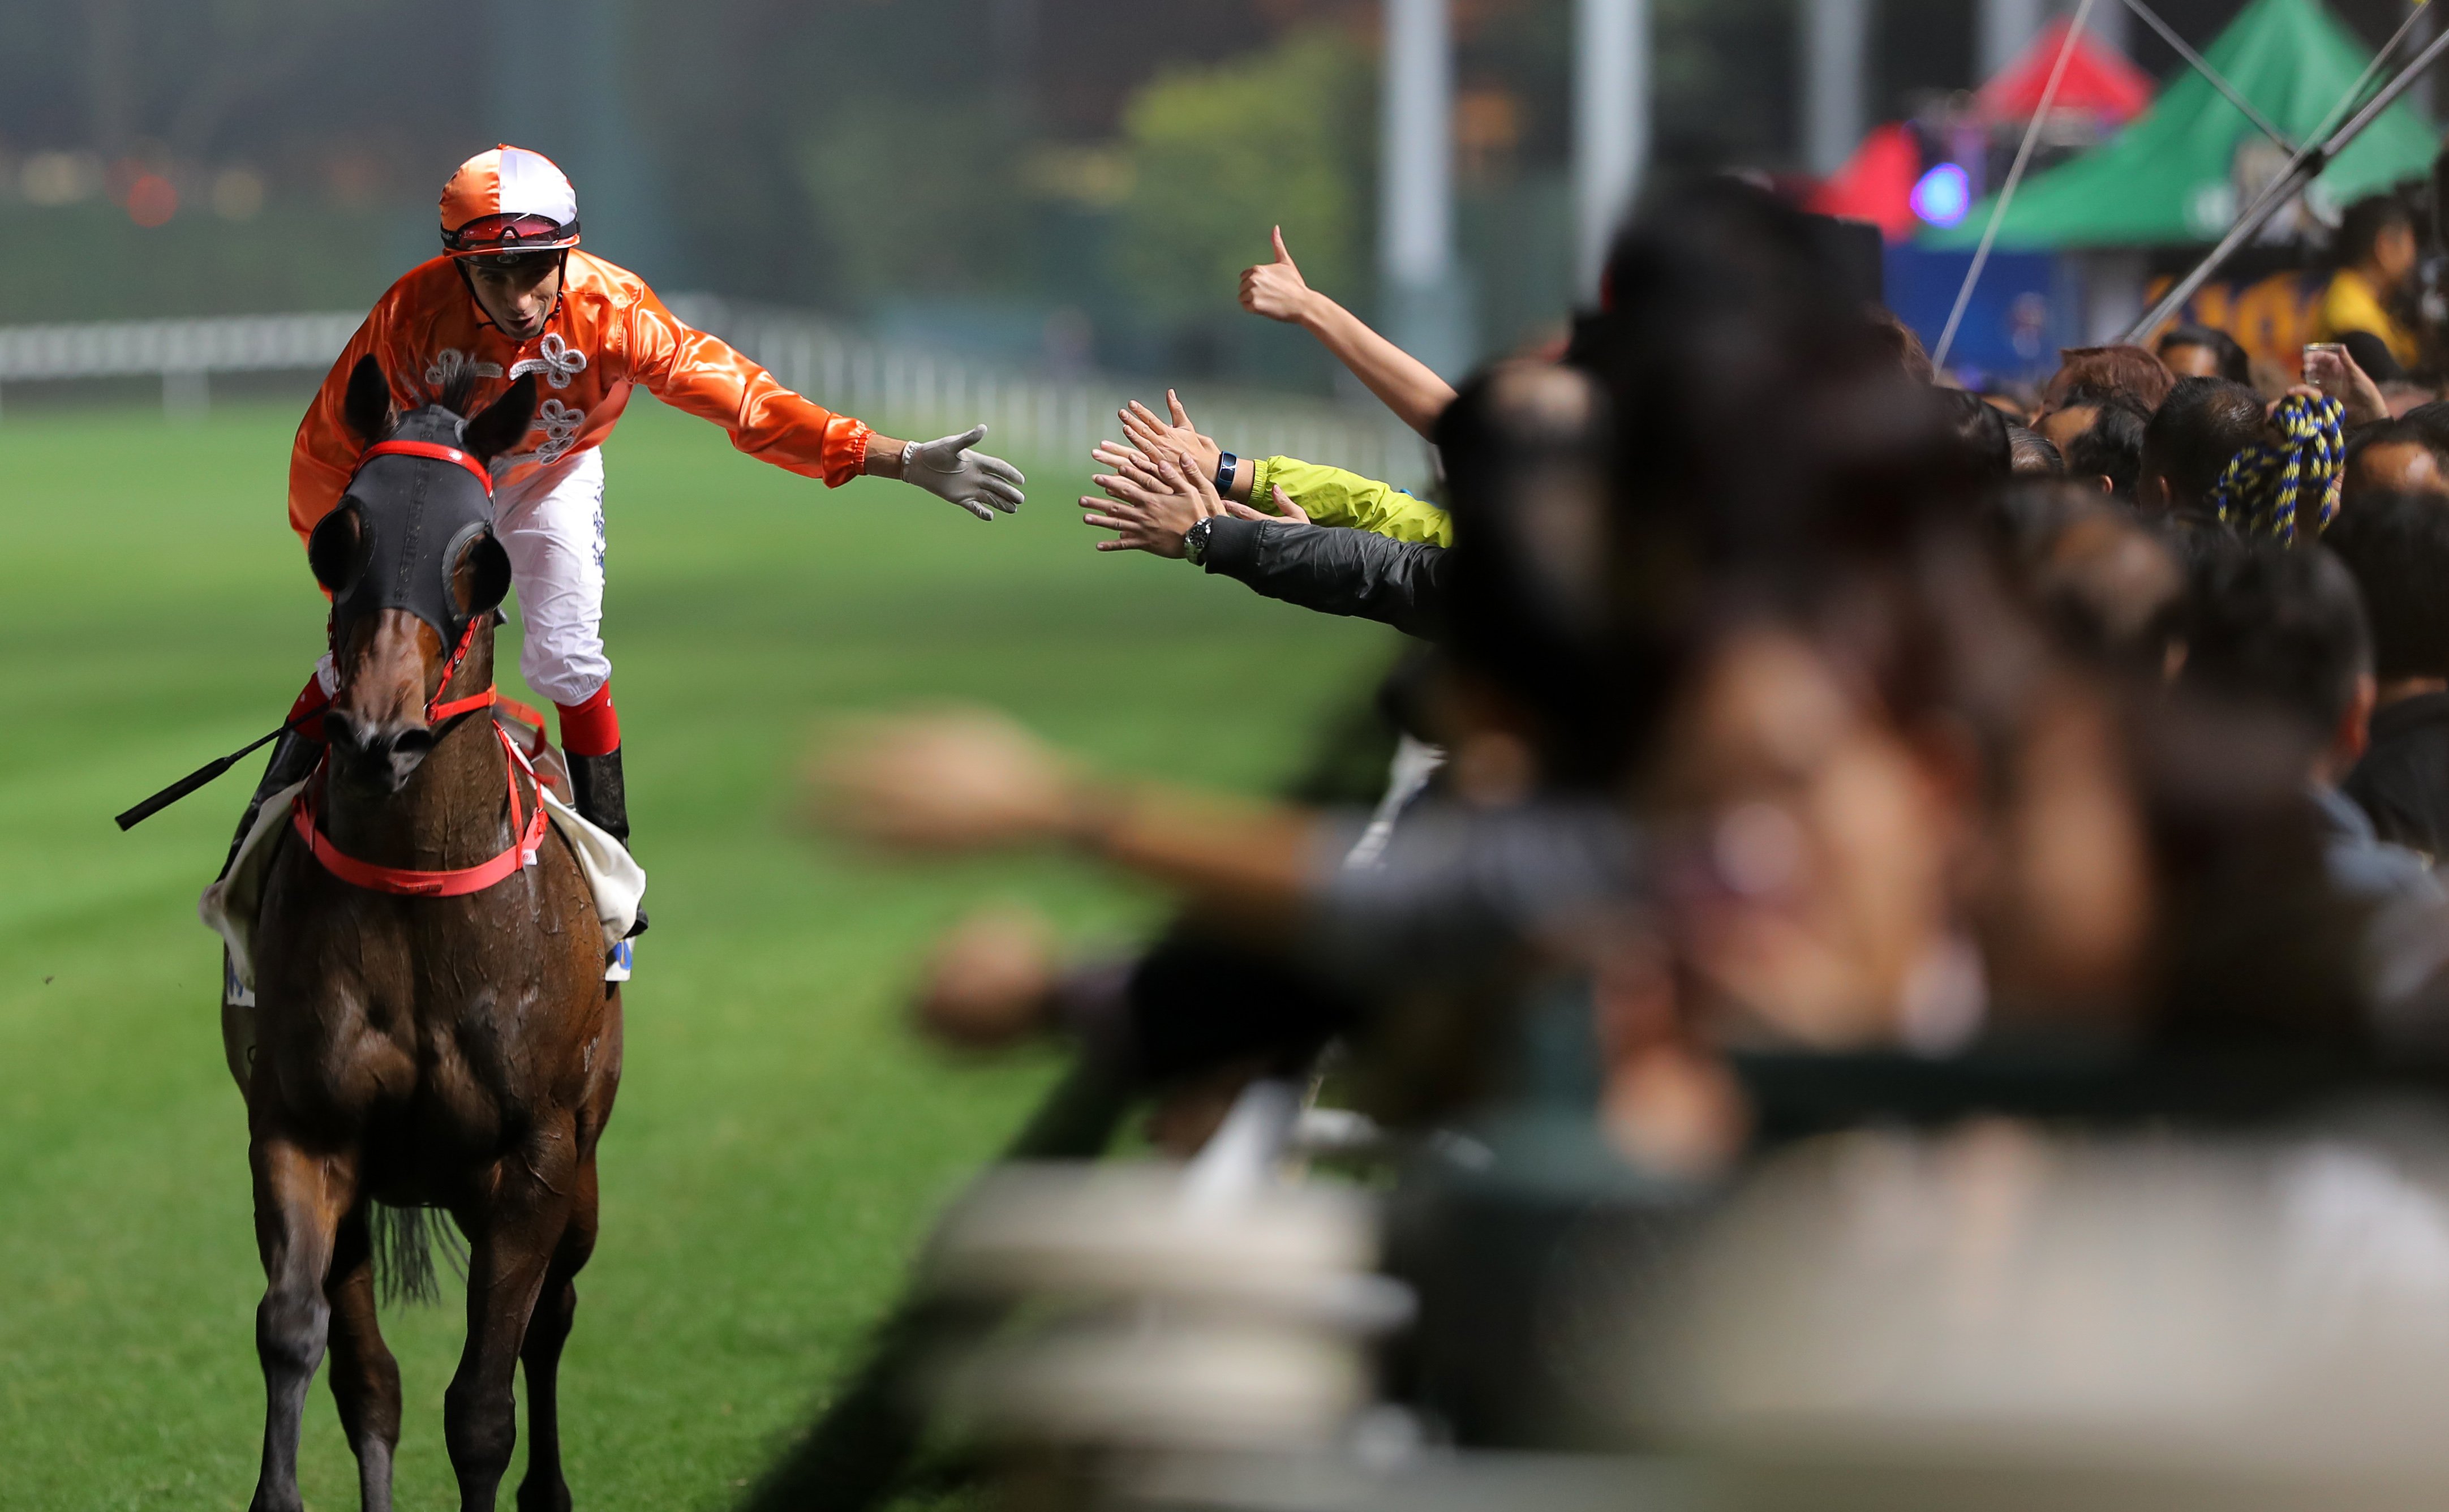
307, 505, 368, 598
452, 529, 512, 617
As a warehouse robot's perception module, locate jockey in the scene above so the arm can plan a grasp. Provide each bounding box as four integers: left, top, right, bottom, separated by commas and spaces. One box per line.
226, 144, 1025, 879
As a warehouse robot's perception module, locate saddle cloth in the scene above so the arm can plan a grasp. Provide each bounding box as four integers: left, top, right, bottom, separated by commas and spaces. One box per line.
200, 777, 646, 993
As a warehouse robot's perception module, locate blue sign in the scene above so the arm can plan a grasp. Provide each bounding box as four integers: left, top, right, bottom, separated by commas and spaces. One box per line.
1883, 244, 2079, 381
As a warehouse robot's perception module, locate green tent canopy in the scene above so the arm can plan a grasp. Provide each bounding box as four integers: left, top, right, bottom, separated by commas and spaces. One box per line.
1923, 0, 2439, 250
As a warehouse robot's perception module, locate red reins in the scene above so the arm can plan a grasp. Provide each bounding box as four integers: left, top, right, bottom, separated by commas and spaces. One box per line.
426, 607, 498, 723
292, 720, 548, 897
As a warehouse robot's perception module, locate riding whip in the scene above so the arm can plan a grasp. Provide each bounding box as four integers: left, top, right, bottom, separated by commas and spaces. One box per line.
114, 707, 317, 832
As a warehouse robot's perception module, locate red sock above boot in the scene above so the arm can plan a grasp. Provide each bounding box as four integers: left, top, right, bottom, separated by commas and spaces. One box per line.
556, 683, 622, 758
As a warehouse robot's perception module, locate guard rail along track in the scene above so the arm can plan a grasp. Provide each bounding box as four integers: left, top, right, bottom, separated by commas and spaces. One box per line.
0, 298, 1430, 490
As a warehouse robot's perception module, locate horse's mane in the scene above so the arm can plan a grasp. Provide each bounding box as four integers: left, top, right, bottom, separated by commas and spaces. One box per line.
436, 371, 479, 421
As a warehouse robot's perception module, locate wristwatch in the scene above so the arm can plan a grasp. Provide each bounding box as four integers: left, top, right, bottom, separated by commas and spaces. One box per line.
1213, 451, 1239, 495
1183, 517, 1214, 566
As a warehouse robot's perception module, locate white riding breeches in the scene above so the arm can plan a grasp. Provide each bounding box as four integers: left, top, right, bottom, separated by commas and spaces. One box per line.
493, 445, 609, 707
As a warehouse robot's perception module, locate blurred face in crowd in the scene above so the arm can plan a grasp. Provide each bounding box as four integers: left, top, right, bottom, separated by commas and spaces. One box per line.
2349, 441, 2449, 499
462, 252, 563, 340
1654, 623, 1966, 1050
2160, 341, 2224, 381
1967, 513, 2165, 1009
1649, 529, 2164, 1051
1983, 685, 2155, 1011
2371, 220, 2420, 290
1430, 671, 1546, 807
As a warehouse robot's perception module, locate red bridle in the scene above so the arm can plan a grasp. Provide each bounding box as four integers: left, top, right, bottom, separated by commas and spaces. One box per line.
294, 438, 547, 896
292, 719, 548, 897
424, 606, 500, 723
358, 437, 495, 498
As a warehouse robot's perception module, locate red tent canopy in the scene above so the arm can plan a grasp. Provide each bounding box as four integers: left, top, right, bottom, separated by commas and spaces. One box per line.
1808, 123, 1923, 241
1975, 17, 2155, 126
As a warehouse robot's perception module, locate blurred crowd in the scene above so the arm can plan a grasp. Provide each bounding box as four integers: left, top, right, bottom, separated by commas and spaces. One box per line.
777, 169, 2449, 1509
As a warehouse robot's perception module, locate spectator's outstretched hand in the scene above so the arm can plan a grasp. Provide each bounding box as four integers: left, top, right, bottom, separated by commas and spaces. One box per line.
809, 708, 1076, 852
910, 904, 1061, 1049
1119, 391, 1222, 479
1088, 441, 1167, 496
1238, 223, 1455, 439
1240, 226, 1314, 324
1082, 453, 1223, 557
807, 708, 1320, 923
1222, 484, 1309, 525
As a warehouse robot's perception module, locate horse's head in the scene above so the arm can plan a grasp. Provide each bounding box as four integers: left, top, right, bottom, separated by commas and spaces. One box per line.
308, 354, 535, 792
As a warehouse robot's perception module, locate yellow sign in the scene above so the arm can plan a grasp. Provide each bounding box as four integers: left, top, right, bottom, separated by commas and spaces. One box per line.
2142, 270, 2326, 372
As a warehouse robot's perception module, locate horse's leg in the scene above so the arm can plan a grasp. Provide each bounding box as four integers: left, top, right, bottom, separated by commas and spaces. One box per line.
445, 1133, 575, 1512
515, 1150, 600, 1512
249, 1135, 358, 1512
325, 1204, 403, 1512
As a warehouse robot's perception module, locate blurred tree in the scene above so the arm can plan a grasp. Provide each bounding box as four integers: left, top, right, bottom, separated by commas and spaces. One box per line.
637, 0, 1040, 308
796, 93, 1031, 299
1111, 28, 1373, 321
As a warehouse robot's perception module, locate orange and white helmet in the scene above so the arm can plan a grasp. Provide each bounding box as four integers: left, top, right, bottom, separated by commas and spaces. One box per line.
439, 145, 581, 257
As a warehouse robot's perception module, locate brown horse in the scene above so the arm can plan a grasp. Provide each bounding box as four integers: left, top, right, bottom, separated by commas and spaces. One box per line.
242, 356, 621, 1512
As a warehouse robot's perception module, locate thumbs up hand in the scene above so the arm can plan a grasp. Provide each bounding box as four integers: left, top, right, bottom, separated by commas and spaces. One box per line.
1239, 225, 1317, 324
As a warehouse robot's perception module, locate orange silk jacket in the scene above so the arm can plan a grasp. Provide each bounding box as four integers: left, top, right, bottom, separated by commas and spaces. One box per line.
288, 251, 872, 545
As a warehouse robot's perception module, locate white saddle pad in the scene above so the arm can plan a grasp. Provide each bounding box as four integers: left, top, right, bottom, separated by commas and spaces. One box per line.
200, 779, 645, 992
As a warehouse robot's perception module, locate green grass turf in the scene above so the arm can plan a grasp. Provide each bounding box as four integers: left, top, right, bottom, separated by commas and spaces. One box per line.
0, 397, 1398, 1509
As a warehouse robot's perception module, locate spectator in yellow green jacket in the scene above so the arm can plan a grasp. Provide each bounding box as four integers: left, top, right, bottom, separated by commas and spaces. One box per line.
1099, 390, 1453, 547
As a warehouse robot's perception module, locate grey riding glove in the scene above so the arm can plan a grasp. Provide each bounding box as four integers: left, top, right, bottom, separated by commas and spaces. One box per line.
904, 425, 1026, 521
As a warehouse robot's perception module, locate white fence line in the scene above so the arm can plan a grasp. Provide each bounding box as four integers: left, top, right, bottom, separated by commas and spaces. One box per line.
0, 312, 365, 420
0, 300, 1429, 486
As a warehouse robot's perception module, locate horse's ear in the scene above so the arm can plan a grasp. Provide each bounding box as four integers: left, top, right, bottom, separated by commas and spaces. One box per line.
307, 505, 367, 598
452, 529, 513, 619
342, 354, 390, 442
462, 373, 538, 466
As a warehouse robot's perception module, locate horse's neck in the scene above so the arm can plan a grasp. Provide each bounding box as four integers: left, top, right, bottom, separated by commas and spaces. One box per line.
322, 657, 511, 869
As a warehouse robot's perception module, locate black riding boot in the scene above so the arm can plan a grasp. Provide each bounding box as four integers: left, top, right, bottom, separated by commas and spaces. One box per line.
217, 727, 324, 882
569, 746, 647, 937
568, 746, 630, 844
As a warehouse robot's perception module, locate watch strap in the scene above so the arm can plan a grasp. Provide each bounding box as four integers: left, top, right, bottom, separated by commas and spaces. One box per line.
1213, 451, 1238, 495
1183, 518, 1212, 565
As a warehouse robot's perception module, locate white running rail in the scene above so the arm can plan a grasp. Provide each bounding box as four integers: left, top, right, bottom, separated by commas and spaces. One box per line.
0, 299, 1430, 487
0, 312, 363, 419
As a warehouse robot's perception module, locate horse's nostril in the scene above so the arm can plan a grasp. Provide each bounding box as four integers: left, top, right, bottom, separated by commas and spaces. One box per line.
392, 728, 435, 760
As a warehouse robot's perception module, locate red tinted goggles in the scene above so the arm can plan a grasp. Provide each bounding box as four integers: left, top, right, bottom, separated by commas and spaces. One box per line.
442, 212, 580, 255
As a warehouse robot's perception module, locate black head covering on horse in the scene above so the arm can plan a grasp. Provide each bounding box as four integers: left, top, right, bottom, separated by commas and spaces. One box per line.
308, 354, 532, 644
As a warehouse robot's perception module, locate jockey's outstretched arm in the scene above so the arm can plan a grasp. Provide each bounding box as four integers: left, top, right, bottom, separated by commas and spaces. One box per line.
287, 295, 1028, 546
618, 290, 1026, 521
